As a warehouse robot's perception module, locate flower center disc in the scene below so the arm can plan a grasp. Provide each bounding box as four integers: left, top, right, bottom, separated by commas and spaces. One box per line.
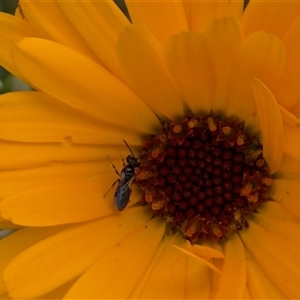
135, 116, 272, 243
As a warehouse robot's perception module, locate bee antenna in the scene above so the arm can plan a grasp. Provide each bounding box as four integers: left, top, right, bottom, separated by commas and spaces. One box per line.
123, 140, 135, 157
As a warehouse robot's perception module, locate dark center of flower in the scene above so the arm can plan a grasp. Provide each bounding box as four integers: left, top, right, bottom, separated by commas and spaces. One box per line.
135, 115, 271, 243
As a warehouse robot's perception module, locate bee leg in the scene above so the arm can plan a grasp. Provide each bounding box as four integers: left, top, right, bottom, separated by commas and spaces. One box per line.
103, 179, 119, 198
117, 149, 126, 167
107, 155, 121, 176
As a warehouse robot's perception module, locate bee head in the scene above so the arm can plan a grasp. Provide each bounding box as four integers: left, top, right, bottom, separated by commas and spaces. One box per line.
126, 155, 140, 167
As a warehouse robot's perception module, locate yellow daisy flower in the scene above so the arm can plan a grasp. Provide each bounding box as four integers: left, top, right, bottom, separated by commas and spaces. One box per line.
1, 0, 300, 299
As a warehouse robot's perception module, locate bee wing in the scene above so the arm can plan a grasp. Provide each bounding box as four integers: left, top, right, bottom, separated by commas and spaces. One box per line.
113, 178, 134, 211
119, 170, 127, 182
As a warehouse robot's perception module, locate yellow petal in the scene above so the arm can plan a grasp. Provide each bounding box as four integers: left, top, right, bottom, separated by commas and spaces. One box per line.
0, 140, 107, 169
277, 154, 300, 178
269, 178, 300, 219
126, 0, 188, 44
191, 244, 224, 259
130, 234, 184, 299
0, 157, 145, 225
0, 12, 40, 80
202, 17, 243, 114
132, 234, 212, 299
279, 104, 300, 127
245, 247, 288, 299
274, 14, 300, 109
0, 160, 113, 199
19, 0, 99, 62
0, 180, 116, 225
282, 122, 300, 161
0, 225, 70, 295
58, 0, 129, 81
183, 0, 244, 31
227, 31, 285, 121
173, 245, 221, 274
63, 217, 165, 299
0, 91, 146, 144
184, 252, 212, 299
257, 200, 300, 223
210, 233, 246, 299
4, 206, 152, 299
252, 78, 283, 174
290, 95, 300, 117
13, 37, 159, 133
117, 25, 183, 119
242, 1, 300, 38
163, 31, 215, 114
252, 213, 300, 249
0, 293, 9, 300
243, 286, 252, 300
0, 138, 146, 170
39, 279, 79, 300
239, 220, 300, 299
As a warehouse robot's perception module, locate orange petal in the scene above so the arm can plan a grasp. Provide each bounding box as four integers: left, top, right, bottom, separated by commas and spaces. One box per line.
0, 160, 117, 199
269, 178, 300, 219
257, 200, 300, 224
0, 91, 145, 144
191, 243, 224, 259
0, 157, 146, 225
126, 0, 188, 44
210, 233, 246, 299
282, 122, 300, 161
243, 286, 252, 299
4, 207, 152, 299
58, 0, 129, 81
39, 279, 79, 300
202, 17, 243, 114
184, 252, 212, 299
0, 225, 71, 295
0, 12, 40, 80
251, 213, 300, 249
277, 154, 300, 178
274, 14, 300, 109
19, 0, 99, 61
279, 104, 300, 127
183, 0, 244, 31
242, 1, 300, 38
163, 31, 215, 114
172, 244, 221, 274
132, 234, 212, 299
245, 247, 288, 299
63, 217, 165, 299
0, 139, 108, 169
13, 37, 160, 133
290, 92, 300, 118
0, 180, 116, 226
117, 25, 183, 119
0, 138, 147, 170
252, 78, 283, 174
239, 219, 300, 299
227, 31, 285, 121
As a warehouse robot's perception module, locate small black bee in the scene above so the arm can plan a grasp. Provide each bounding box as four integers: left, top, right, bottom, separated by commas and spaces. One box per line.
104, 140, 140, 211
